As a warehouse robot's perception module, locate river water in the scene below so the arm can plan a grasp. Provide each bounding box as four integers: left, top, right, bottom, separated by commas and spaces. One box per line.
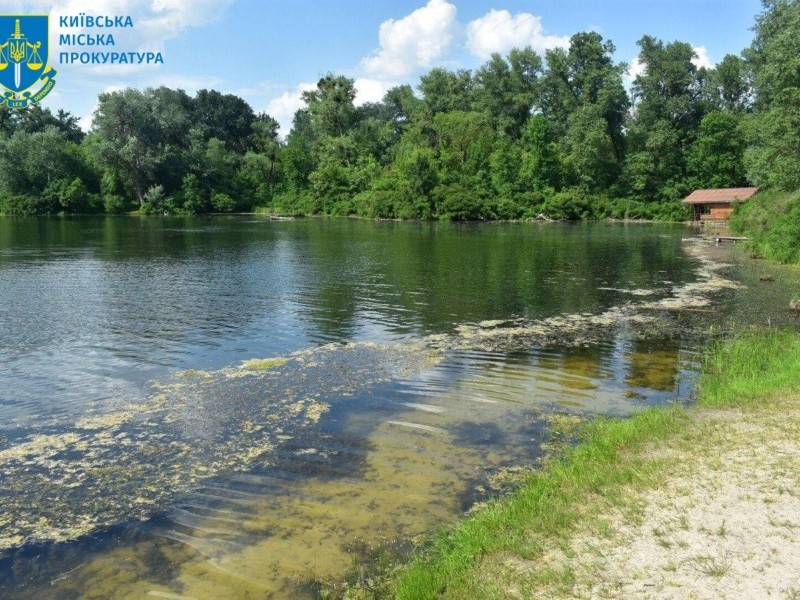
0, 217, 795, 598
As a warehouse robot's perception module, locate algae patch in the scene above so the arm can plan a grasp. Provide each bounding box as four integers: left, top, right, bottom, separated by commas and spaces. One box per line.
0, 341, 441, 552
240, 357, 289, 371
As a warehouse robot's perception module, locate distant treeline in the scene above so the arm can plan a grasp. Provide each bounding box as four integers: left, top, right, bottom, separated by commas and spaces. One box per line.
1, 0, 798, 221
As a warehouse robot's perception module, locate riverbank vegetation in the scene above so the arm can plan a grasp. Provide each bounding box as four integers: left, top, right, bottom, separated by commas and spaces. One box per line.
372, 329, 800, 599
726, 0, 800, 264
2, 2, 798, 221
731, 188, 800, 264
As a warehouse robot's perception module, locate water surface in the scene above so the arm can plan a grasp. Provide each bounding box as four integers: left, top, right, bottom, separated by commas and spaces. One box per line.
0, 217, 787, 598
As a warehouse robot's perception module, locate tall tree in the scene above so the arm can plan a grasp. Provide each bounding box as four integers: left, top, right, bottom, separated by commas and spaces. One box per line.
744, 0, 800, 190
474, 47, 542, 138
624, 36, 708, 199
540, 32, 629, 189
419, 68, 475, 115
301, 75, 357, 138
194, 89, 256, 153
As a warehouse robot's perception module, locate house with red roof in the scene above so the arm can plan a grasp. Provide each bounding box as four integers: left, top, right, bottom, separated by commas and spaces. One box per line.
683, 187, 759, 222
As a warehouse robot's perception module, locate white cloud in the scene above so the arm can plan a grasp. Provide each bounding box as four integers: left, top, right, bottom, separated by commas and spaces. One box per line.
353, 78, 397, 106
622, 56, 646, 91
361, 0, 458, 79
265, 82, 316, 139
627, 56, 645, 79
465, 9, 569, 59
692, 45, 715, 70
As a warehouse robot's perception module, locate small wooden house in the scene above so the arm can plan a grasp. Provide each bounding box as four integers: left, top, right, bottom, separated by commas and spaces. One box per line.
683, 187, 758, 222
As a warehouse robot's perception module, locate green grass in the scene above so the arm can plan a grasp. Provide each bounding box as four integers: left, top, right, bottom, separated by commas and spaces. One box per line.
388, 330, 800, 599
699, 330, 800, 407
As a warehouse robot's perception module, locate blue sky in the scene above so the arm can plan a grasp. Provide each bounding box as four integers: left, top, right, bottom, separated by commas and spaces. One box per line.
9, 0, 762, 134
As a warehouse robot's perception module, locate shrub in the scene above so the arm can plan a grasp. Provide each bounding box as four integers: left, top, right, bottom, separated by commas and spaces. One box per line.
211, 192, 236, 213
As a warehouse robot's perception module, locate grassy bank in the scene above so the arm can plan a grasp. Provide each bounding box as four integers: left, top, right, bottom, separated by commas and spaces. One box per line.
730, 189, 800, 264
376, 330, 800, 599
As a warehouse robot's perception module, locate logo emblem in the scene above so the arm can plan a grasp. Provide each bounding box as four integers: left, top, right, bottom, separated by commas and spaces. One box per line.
0, 15, 56, 109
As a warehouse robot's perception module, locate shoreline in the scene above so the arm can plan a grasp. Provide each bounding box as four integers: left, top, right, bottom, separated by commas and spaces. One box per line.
366, 330, 800, 599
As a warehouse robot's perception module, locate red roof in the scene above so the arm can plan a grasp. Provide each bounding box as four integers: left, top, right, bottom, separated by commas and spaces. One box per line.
682, 187, 759, 204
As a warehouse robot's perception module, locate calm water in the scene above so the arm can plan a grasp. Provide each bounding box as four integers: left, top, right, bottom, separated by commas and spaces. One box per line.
0, 217, 789, 598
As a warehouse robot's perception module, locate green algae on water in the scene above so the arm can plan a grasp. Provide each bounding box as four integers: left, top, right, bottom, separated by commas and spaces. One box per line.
240, 357, 290, 371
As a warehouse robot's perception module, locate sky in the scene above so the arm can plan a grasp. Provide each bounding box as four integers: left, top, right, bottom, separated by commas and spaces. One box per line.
3, 0, 763, 136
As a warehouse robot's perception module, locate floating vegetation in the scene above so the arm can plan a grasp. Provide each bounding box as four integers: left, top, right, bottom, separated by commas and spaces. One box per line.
0, 341, 442, 551
434, 238, 742, 354
597, 287, 659, 296
239, 357, 289, 371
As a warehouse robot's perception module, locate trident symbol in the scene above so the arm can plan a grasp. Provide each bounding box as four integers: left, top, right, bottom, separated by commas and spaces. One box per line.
0, 19, 43, 89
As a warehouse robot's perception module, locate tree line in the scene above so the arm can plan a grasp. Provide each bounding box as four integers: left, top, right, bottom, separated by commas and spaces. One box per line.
0, 0, 797, 220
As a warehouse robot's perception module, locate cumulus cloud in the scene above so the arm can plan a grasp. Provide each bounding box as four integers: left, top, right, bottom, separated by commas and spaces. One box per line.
692, 45, 715, 70
353, 78, 397, 106
361, 0, 458, 79
465, 9, 569, 59
265, 82, 317, 139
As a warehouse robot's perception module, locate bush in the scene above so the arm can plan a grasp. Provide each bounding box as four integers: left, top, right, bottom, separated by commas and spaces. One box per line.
433, 182, 483, 220
1, 194, 57, 215
103, 194, 131, 214
43, 177, 95, 213
211, 192, 236, 213
180, 174, 209, 214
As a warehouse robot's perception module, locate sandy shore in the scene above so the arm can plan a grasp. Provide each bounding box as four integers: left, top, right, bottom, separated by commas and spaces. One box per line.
500, 401, 800, 599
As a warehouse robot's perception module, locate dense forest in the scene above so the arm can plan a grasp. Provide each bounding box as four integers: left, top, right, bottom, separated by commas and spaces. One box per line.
0, 0, 798, 225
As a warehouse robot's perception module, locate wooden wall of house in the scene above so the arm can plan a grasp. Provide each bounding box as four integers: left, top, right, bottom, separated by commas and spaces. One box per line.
697, 203, 735, 221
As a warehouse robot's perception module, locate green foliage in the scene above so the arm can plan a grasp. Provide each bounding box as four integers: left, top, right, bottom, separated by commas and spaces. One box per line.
180, 173, 209, 214
44, 177, 98, 213
103, 194, 130, 214
1, 194, 56, 215
623, 36, 710, 201
744, 0, 800, 190
730, 188, 800, 263
211, 192, 236, 213
5, 13, 800, 225
687, 111, 748, 188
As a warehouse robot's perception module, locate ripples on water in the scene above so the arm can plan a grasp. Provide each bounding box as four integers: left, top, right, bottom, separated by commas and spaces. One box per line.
0, 217, 787, 598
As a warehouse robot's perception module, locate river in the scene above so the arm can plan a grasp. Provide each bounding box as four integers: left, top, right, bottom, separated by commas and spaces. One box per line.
0, 217, 794, 598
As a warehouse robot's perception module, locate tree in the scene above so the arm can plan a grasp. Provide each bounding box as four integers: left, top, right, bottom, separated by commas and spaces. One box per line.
92, 88, 183, 205
687, 111, 747, 188
419, 68, 475, 115
0, 127, 87, 214
301, 75, 357, 137
539, 32, 629, 189
623, 36, 708, 199
383, 84, 424, 134
474, 48, 542, 137
194, 89, 256, 153
743, 0, 800, 189
709, 54, 753, 112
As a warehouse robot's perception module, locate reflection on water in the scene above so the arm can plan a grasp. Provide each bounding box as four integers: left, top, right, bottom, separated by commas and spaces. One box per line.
0, 218, 792, 598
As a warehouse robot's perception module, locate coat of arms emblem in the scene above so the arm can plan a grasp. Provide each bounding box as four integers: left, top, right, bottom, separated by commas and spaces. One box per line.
0, 15, 56, 109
